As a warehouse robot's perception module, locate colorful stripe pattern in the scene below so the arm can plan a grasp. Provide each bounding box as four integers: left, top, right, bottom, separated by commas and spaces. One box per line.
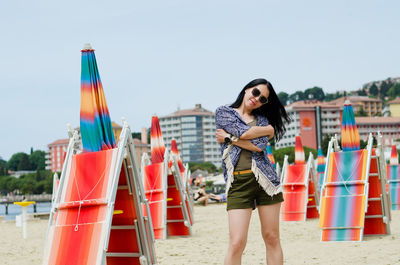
317, 148, 326, 191
319, 149, 368, 241
390, 145, 399, 165
266, 143, 276, 169
44, 149, 116, 264
341, 102, 360, 152
281, 164, 308, 221
80, 45, 116, 153
150, 116, 165, 164
295, 136, 305, 164
387, 164, 400, 210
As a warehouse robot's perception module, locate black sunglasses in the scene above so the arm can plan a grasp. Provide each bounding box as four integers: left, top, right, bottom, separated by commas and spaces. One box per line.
251, 88, 268, 104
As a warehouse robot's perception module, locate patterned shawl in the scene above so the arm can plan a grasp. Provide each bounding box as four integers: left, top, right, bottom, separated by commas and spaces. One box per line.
215, 105, 281, 195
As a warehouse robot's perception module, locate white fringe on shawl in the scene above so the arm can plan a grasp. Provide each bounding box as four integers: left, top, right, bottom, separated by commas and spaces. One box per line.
222, 142, 282, 196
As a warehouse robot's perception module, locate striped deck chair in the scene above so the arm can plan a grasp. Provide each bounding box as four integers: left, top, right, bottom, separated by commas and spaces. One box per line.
364, 139, 391, 236
280, 153, 318, 221
141, 151, 169, 240
319, 134, 372, 242
387, 165, 400, 210
387, 145, 400, 210
44, 121, 156, 265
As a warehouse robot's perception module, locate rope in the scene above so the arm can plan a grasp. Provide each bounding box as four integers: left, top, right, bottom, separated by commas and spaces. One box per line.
331, 152, 364, 196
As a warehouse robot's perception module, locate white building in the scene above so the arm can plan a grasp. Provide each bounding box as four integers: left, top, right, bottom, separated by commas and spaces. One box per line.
159, 104, 221, 167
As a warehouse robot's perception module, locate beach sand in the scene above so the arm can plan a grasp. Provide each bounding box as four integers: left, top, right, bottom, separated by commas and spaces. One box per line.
1, 204, 399, 265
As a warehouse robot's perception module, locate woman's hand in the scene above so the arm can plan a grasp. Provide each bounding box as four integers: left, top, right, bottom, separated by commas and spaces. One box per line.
216, 129, 230, 144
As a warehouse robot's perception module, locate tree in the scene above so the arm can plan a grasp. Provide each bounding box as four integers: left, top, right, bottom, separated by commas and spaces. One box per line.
369, 83, 379, 96
289, 91, 305, 103
29, 150, 46, 170
304, 86, 325, 101
0, 159, 7, 176
388, 84, 400, 99
131, 132, 141, 140
17, 154, 31, 171
277, 92, 289, 106
355, 107, 368, 117
7, 152, 29, 171
380, 79, 393, 98
188, 162, 217, 173
357, 89, 367, 96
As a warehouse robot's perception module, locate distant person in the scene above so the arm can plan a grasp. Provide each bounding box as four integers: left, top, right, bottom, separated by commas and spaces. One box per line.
215, 78, 290, 265
193, 184, 209, 206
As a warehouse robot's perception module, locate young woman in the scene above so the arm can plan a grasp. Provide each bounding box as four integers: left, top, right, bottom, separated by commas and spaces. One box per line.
215, 78, 291, 265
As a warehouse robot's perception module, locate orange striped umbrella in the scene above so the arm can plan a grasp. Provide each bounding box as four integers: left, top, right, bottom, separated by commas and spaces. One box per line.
295, 136, 305, 164
266, 143, 276, 168
150, 116, 165, 163
341, 100, 360, 151
390, 145, 399, 165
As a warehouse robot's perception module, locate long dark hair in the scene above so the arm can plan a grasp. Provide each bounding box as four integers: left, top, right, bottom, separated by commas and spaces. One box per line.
230, 78, 291, 142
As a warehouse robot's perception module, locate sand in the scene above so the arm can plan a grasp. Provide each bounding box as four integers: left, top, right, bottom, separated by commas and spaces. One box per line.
1, 204, 399, 265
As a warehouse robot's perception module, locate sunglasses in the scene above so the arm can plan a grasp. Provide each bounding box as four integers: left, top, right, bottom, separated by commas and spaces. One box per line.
251, 88, 268, 104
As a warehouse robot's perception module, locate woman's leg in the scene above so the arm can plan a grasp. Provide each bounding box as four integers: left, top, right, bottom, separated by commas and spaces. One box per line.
197, 195, 208, 206
224, 208, 252, 265
258, 203, 283, 265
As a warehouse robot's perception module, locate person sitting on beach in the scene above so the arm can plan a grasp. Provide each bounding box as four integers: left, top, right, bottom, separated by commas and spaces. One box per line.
193, 184, 209, 206
209, 193, 227, 203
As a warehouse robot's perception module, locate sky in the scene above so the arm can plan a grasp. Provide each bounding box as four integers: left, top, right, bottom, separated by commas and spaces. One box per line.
1, 0, 399, 160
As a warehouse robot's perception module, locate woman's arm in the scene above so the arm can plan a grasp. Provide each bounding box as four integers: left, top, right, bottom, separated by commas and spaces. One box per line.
232, 139, 262, 152
240, 125, 274, 140
216, 129, 262, 152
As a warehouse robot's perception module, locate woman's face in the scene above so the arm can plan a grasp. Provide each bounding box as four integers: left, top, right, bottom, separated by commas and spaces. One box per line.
243, 84, 270, 110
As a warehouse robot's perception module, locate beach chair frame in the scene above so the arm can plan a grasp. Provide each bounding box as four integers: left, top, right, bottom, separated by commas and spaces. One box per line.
44, 120, 157, 265
166, 154, 193, 236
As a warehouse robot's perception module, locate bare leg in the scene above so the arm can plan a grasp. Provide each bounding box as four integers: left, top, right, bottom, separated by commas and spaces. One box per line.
197, 195, 208, 206
224, 208, 252, 265
258, 203, 283, 265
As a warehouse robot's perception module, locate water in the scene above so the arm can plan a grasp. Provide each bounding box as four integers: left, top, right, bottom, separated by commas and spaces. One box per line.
0, 202, 51, 220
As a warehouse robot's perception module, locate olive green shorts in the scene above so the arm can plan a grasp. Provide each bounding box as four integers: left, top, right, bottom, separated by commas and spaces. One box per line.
227, 171, 284, 211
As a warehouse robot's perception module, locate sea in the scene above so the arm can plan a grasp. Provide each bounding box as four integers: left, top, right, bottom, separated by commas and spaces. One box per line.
0, 202, 51, 220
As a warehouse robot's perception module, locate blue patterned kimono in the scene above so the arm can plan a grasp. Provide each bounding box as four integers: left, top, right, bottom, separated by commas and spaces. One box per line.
215, 105, 281, 195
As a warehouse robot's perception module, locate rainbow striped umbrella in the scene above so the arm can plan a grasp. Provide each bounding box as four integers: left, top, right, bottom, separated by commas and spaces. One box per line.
80, 44, 116, 153
150, 116, 165, 163
266, 143, 276, 168
317, 147, 326, 187
341, 100, 360, 151
295, 136, 305, 164
390, 145, 399, 165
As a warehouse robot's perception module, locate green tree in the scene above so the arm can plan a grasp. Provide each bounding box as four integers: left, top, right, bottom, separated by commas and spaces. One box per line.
380, 79, 393, 98
355, 107, 368, 117
0, 159, 7, 176
357, 89, 367, 96
369, 84, 379, 96
289, 91, 305, 103
131, 132, 141, 140
188, 162, 217, 173
7, 152, 29, 171
388, 83, 400, 99
17, 154, 31, 171
277, 92, 289, 106
29, 150, 46, 170
304, 86, 325, 101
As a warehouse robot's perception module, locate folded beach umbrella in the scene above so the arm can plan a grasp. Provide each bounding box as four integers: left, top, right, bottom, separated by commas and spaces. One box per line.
170, 139, 185, 173
341, 100, 360, 152
80, 44, 116, 152
390, 145, 399, 165
295, 136, 305, 164
151, 116, 165, 163
317, 147, 326, 186
266, 143, 276, 168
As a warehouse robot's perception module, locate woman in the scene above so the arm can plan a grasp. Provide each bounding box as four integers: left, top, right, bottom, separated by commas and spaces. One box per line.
215, 78, 290, 265
193, 184, 209, 206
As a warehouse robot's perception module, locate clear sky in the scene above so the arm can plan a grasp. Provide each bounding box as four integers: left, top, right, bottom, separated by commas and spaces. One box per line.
1, 0, 399, 160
